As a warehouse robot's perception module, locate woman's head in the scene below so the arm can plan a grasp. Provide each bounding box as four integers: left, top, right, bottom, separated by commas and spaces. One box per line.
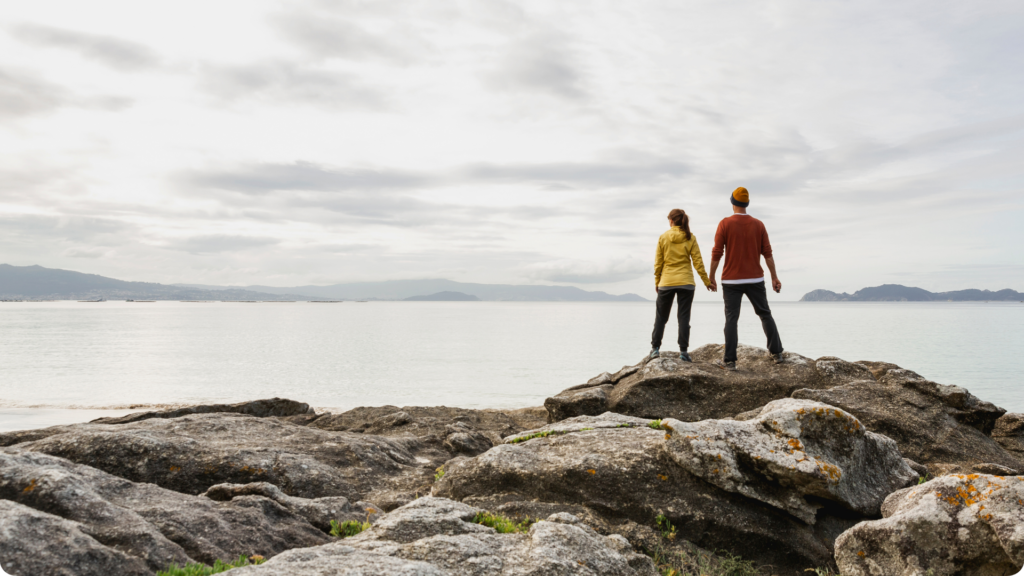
667, 208, 691, 240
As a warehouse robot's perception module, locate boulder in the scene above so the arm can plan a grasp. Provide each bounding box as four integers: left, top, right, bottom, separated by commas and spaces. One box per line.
90, 397, 314, 425
793, 370, 1021, 470
202, 482, 381, 533
0, 398, 314, 447
9, 413, 434, 505
0, 499, 151, 576
544, 344, 875, 423
434, 414, 849, 574
994, 413, 1024, 459
308, 405, 546, 455
662, 399, 918, 524
0, 450, 329, 574
230, 496, 657, 576
835, 474, 1024, 576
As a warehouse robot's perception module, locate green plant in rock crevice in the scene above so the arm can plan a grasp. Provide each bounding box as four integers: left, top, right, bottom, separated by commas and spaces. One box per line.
157, 554, 265, 576
471, 511, 536, 534
655, 514, 678, 540
434, 465, 445, 482
649, 419, 663, 430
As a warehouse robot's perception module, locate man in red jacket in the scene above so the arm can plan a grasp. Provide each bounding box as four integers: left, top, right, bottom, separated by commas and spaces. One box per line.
708, 187, 784, 370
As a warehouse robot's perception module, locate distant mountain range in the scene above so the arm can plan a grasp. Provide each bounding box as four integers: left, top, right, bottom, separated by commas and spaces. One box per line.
0, 264, 647, 302
801, 284, 1024, 302
404, 291, 481, 301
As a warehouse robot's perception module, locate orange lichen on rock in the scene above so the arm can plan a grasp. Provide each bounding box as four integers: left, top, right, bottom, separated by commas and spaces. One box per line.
586, 469, 596, 475
22, 478, 38, 493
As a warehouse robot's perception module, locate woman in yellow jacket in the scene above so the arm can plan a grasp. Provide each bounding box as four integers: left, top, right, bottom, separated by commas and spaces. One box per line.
650, 208, 714, 362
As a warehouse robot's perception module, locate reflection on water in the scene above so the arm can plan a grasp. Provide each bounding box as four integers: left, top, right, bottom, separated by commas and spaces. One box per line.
1, 300, 1021, 431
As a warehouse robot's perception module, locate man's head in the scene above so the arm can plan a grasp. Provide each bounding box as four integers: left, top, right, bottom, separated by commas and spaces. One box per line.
731, 187, 749, 213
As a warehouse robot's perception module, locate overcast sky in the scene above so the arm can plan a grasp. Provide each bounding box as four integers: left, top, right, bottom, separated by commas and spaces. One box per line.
1, 0, 1022, 299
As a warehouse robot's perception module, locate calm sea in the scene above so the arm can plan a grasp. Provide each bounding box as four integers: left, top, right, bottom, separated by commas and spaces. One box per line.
1, 300, 1022, 431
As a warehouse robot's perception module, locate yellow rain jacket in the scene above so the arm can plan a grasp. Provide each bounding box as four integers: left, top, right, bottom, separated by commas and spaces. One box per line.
655, 227, 711, 288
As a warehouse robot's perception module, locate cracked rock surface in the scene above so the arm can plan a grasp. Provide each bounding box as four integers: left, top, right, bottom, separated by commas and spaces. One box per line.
230, 497, 657, 576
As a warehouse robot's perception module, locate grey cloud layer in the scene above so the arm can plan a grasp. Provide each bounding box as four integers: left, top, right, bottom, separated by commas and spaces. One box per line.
11, 23, 160, 71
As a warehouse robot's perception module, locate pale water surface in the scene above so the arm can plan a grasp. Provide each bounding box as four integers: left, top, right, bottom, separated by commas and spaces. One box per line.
1, 300, 1021, 431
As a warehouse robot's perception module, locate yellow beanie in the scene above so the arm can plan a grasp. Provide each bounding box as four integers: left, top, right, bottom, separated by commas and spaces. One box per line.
731, 187, 749, 207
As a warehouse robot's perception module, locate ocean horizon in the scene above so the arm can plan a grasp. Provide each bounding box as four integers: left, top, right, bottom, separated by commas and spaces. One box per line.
2, 299, 1021, 432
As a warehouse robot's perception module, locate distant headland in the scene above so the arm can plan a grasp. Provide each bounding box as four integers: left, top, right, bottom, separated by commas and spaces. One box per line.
801, 284, 1024, 302
0, 264, 647, 302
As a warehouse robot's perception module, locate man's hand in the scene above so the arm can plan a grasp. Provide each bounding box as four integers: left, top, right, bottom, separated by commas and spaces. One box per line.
707, 280, 717, 292
772, 277, 782, 293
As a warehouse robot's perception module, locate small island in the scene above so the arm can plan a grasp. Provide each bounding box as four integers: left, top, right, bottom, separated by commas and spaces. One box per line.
801, 284, 1024, 302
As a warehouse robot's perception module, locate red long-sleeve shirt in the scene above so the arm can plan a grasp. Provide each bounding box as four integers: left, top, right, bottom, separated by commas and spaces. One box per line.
712, 214, 773, 281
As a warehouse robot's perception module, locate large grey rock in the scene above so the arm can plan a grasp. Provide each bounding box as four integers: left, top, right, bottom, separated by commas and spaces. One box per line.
544, 345, 873, 423
662, 399, 918, 524
793, 370, 1020, 471
231, 497, 656, 576
434, 415, 848, 574
835, 474, 1024, 576
203, 482, 381, 533
0, 398, 313, 447
0, 450, 329, 574
91, 397, 314, 425
994, 413, 1024, 459
0, 499, 151, 576
9, 413, 433, 505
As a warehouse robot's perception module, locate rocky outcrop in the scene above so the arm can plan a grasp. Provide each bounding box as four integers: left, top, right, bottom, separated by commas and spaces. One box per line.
793, 369, 1021, 471
0, 450, 330, 575
308, 405, 546, 450
0, 397, 314, 447
9, 413, 434, 506
994, 413, 1024, 459
231, 496, 657, 576
435, 414, 853, 574
90, 397, 314, 425
203, 482, 380, 533
544, 344, 874, 423
662, 399, 918, 524
835, 474, 1024, 576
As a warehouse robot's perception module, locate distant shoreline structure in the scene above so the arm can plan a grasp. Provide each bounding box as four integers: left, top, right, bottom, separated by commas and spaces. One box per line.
801, 284, 1024, 302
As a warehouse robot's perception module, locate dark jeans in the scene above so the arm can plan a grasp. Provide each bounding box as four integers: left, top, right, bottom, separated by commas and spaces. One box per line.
651, 286, 695, 350
723, 281, 783, 362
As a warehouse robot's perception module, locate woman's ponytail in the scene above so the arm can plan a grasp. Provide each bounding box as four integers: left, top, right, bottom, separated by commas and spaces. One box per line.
667, 208, 691, 240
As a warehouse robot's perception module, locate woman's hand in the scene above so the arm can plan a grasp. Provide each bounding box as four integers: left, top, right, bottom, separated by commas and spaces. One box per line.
707, 280, 718, 292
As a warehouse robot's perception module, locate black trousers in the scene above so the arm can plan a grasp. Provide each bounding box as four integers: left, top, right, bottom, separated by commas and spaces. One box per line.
723, 281, 783, 362
651, 286, 695, 350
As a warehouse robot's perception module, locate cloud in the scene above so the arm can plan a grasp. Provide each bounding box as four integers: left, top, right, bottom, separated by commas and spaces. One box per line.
198, 62, 386, 108
525, 256, 648, 283
168, 235, 281, 255
186, 161, 428, 194
11, 23, 160, 71
272, 13, 412, 63
485, 32, 585, 99
0, 67, 69, 118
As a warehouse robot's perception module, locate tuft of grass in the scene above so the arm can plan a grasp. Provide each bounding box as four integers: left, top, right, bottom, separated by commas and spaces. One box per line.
434, 465, 445, 482
157, 555, 265, 576
330, 519, 369, 538
649, 419, 663, 430
509, 430, 567, 444
471, 511, 536, 534
917, 474, 930, 485
647, 545, 758, 576
655, 514, 678, 541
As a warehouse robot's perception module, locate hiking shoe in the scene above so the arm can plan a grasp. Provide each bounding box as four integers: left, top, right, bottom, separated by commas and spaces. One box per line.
679, 351, 692, 363
715, 360, 737, 371
647, 348, 660, 361
771, 352, 785, 364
